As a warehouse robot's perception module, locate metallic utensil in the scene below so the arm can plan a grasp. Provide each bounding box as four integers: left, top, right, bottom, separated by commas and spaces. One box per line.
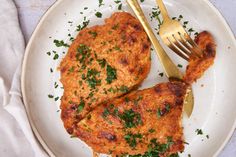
127, 0, 194, 117
156, 0, 203, 61
156, 0, 202, 117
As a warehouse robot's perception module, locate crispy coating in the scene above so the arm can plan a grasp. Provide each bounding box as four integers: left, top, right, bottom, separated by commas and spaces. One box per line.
184, 31, 216, 84
76, 82, 187, 156
59, 12, 151, 135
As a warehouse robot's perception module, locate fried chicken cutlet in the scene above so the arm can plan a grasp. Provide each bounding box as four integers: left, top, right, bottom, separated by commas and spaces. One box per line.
59, 12, 151, 135
76, 82, 187, 156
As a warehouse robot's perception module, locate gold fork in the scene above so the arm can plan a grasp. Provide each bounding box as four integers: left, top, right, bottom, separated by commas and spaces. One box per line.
156, 0, 203, 61
127, 0, 194, 117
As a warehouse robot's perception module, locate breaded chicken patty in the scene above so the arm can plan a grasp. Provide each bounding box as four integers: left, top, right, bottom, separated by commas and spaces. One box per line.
60, 12, 151, 135
76, 82, 187, 156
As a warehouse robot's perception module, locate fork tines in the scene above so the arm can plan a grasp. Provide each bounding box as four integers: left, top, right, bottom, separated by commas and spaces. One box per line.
167, 32, 202, 61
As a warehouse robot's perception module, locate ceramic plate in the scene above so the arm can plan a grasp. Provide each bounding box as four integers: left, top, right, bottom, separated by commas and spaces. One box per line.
21, 0, 236, 156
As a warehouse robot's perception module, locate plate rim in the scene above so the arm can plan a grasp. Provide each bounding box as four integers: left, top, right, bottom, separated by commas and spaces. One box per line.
21, 0, 236, 156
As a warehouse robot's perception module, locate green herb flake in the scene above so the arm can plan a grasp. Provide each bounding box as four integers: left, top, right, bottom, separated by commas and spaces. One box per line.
112, 24, 119, 30
148, 128, 155, 133
159, 72, 164, 77
88, 31, 98, 38
177, 64, 183, 68
54, 97, 60, 101
119, 109, 142, 128
119, 85, 129, 93
95, 12, 102, 18
97, 59, 106, 68
50, 68, 53, 73
46, 51, 51, 56
196, 129, 203, 135
77, 18, 90, 31
53, 54, 59, 60
77, 99, 85, 113
114, 45, 122, 51
118, 4, 122, 10
124, 133, 142, 148
102, 108, 110, 118
48, 94, 54, 98
53, 39, 69, 47
157, 108, 162, 118
124, 97, 130, 103
106, 64, 117, 84
98, 0, 104, 7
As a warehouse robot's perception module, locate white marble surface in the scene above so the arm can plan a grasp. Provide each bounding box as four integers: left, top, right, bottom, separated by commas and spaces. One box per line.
13, 0, 236, 156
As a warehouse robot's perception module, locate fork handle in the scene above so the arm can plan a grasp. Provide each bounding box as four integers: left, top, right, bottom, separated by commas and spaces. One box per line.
156, 0, 171, 21
127, 0, 182, 79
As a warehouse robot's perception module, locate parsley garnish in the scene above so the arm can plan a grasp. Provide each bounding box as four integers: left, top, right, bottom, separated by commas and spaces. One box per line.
76, 17, 90, 31
95, 12, 102, 18
106, 64, 117, 84
119, 109, 142, 128
77, 99, 85, 113
177, 64, 183, 68
88, 31, 97, 38
97, 59, 106, 68
98, 0, 104, 7
53, 53, 59, 60
48, 94, 54, 98
53, 39, 69, 47
124, 133, 142, 148
196, 129, 203, 135
119, 85, 129, 93
102, 108, 110, 118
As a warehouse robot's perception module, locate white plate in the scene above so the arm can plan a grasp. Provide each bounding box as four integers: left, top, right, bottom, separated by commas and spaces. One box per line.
21, 0, 236, 156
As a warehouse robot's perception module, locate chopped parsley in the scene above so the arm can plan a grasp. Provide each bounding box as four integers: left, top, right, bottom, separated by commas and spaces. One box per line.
46, 51, 51, 56
159, 72, 164, 77
119, 85, 129, 93
88, 31, 97, 38
128, 137, 175, 157
124, 133, 143, 148
106, 64, 117, 84
48, 94, 54, 98
77, 99, 85, 113
86, 68, 101, 89
157, 104, 171, 118
54, 97, 60, 101
97, 58, 106, 68
76, 17, 90, 31
50, 68, 53, 73
148, 128, 156, 133
95, 12, 102, 18
98, 0, 104, 7
125, 97, 130, 103
102, 108, 110, 118
53, 39, 69, 47
119, 109, 142, 128
177, 64, 183, 68
134, 96, 143, 105
196, 129, 203, 135
114, 0, 122, 10
76, 44, 91, 64
112, 24, 119, 30
53, 53, 59, 60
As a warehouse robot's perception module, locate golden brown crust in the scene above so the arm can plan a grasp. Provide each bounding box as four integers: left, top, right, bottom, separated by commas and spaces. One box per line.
59, 12, 151, 135
184, 31, 216, 84
76, 82, 187, 156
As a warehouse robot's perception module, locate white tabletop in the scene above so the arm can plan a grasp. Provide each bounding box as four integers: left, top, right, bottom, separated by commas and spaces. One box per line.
14, 0, 236, 156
